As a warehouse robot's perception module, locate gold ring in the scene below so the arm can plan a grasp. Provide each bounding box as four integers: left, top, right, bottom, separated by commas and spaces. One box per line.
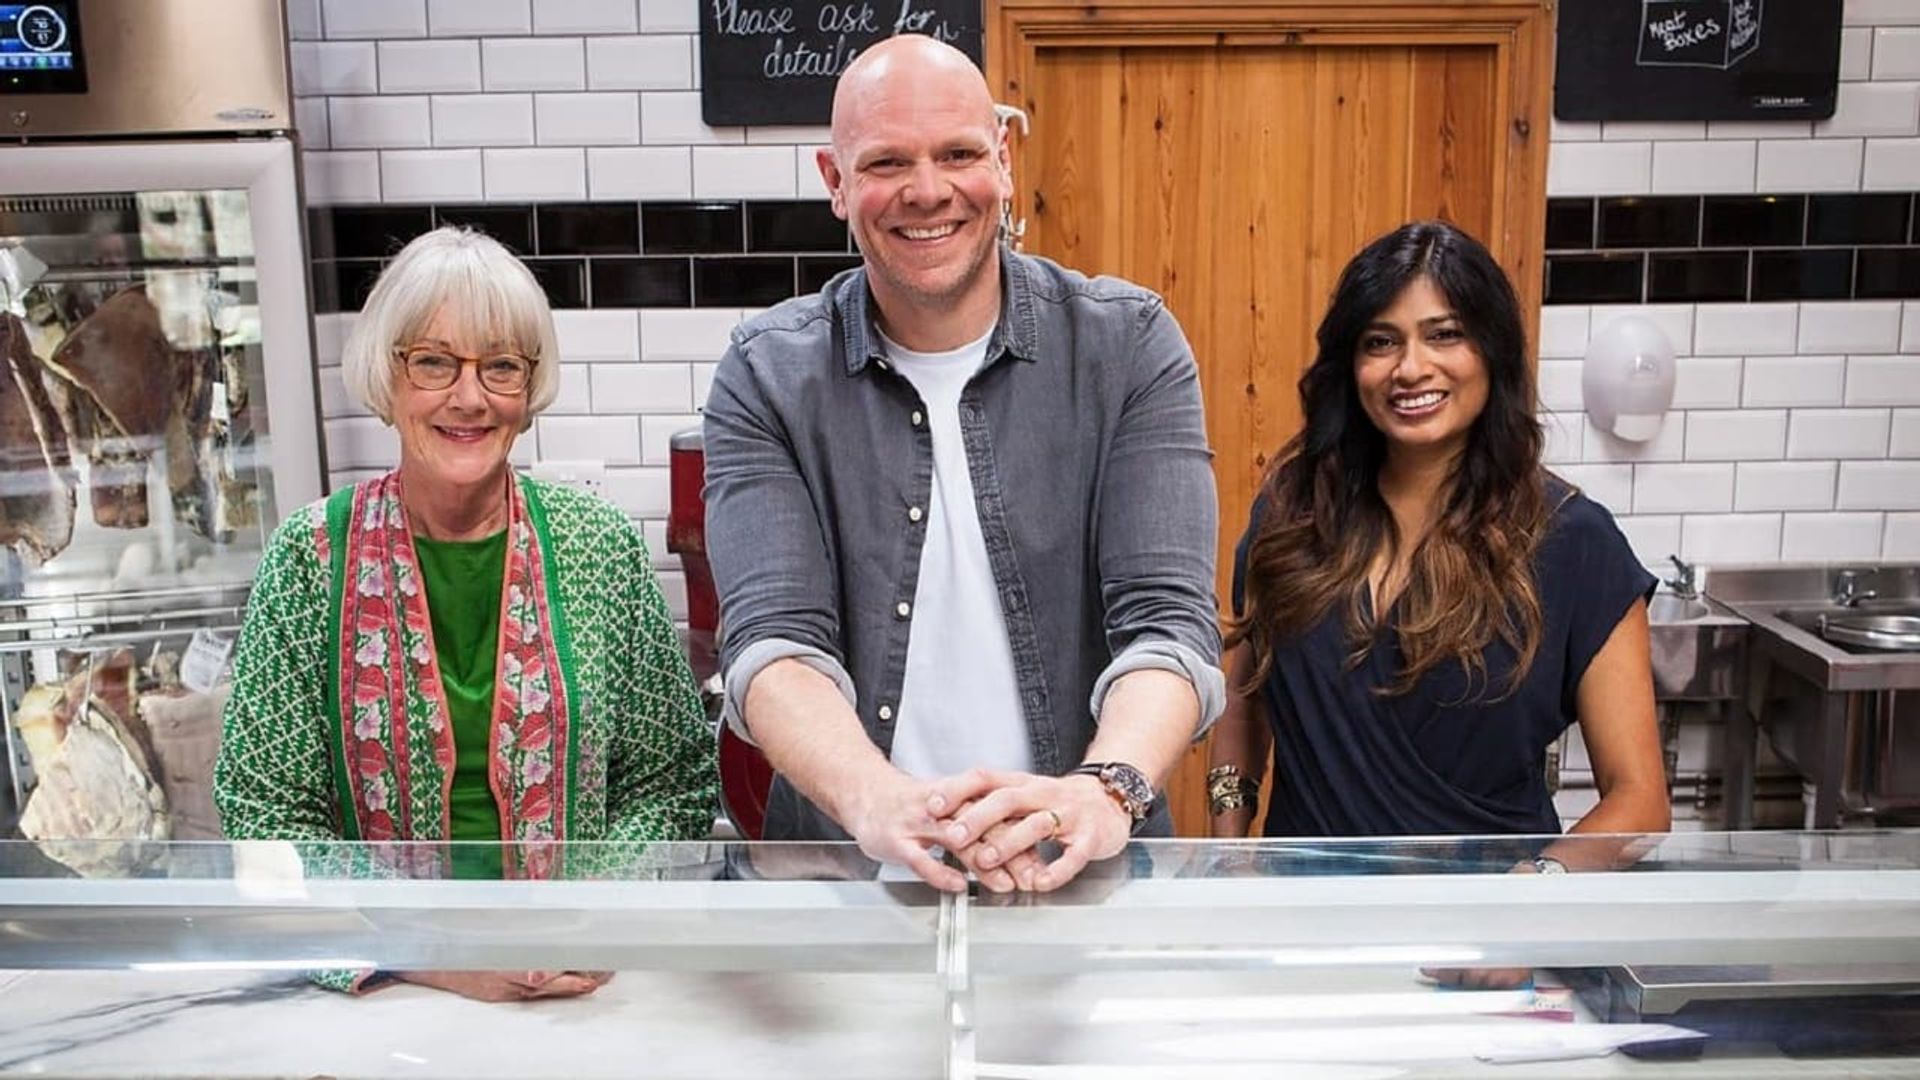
1045, 809, 1063, 837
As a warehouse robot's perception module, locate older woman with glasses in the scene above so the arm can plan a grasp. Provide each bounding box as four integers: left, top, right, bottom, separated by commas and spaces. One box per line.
215, 226, 716, 1000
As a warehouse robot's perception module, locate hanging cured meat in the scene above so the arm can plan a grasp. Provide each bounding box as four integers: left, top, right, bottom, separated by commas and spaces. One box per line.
0, 311, 77, 562
41, 285, 177, 528
18, 650, 169, 876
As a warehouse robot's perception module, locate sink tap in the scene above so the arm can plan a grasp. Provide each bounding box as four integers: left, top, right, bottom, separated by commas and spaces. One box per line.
1664, 555, 1699, 600
1833, 568, 1879, 608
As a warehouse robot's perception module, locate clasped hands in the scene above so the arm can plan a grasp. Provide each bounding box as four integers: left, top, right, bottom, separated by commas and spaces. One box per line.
843, 767, 1133, 893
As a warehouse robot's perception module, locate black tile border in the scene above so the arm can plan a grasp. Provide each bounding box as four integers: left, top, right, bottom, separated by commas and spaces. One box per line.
309, 199, 856, 311
1547, 191, 1920, 304
319, 193, 1920, 312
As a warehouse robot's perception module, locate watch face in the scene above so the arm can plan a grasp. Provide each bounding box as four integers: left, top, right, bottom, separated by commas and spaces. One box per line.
1100, 763, 1153, 818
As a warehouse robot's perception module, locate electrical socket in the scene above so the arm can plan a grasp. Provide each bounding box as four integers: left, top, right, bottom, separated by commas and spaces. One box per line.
529, 459, 608, 497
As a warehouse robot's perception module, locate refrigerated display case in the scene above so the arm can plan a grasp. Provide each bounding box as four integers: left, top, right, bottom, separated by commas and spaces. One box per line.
2, 831, 1918, 1077
0, 1, 321, 837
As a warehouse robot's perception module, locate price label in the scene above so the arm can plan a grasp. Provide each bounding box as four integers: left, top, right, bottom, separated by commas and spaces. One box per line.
180, 628, 236, 693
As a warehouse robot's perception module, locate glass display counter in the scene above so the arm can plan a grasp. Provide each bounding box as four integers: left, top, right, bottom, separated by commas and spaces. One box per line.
2, 832, 1918, 1078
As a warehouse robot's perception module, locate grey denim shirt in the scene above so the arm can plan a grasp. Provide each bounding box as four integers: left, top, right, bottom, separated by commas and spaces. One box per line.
703, 250, 1225, 841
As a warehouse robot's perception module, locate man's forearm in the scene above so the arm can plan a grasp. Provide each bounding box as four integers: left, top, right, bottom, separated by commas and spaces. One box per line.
742, 657, 898, 826
1085, 668, 1201, 787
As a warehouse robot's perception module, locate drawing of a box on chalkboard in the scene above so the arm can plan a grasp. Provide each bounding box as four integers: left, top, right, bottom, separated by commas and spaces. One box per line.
1637, 0, 1761, 70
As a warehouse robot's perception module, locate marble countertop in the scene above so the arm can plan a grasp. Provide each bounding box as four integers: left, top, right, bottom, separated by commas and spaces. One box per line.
0, 968, 945, 1079
2, 966, 1912, 1079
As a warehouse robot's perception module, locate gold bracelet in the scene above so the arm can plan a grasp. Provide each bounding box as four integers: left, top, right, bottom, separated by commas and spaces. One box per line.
1205, 764, 1244, 800
1206, 766, 1258, 804
1209, 790, 1250, 815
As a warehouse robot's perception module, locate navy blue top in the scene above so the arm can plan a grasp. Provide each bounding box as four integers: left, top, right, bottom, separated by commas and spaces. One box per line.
1231, 478, 1655, 838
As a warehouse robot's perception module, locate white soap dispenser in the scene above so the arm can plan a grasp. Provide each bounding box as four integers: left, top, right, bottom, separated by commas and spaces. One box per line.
1582, 315, 1676, 443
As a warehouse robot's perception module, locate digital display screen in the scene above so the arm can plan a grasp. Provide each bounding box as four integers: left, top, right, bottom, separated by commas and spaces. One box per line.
0, 2, 85, 93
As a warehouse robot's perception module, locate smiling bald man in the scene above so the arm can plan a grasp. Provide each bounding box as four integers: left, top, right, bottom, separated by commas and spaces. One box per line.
702, 34, 1224, 893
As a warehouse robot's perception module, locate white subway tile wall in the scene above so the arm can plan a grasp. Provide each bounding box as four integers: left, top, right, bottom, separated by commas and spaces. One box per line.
327, 96, 432, 149
1877, 28, 1920, 80
1670, 357, 1745, 410
585, 35, 695, 90
1683, 410, 1788, 461
1649, 140, 1756, 193
426, 0, 532, 37
533, 92, 641, 145
377, 40, 482, 94
1781, 512, 1887, 560
1862, 135, 1920, 188
1813, 80, 1920, 138
1742, 356, 1846, 407
481, 38, 588, 91
430, 94, 536, 147
302, 150, 381, 203
1734, 462, 1838, 512
321, 0, 428, 40
481, 147, 588, 199
1787, 408, 1893, 459
1893, 409, 1920, 456
1839, 461, 1920, 509
291, 42, 377, 96
1547, 142, 1651, 196
1799, 301, 1903, 353
692, 146, 800, 198
1888, 513, 1920, 557
1759, 137, 1869, 191
1545, 289, 1920, 562
587, 145, 692, 198
1842, 27, 1876, 81
533, 0, 639, 34
296, 0, 1920, 569
378, 148, 485, 201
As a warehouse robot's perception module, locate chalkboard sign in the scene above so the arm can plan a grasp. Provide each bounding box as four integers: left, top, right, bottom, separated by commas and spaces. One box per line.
1556, 1, 1842, 122
699, 0, 984, 126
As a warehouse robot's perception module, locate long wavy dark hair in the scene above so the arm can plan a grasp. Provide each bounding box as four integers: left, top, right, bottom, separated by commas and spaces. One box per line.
1228, 221, 1551, 699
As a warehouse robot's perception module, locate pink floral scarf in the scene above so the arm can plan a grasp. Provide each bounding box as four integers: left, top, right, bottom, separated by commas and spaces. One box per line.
322, 473, 573, 877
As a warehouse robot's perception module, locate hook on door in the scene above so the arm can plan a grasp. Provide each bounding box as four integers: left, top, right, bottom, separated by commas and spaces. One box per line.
993, 104, 1030, 250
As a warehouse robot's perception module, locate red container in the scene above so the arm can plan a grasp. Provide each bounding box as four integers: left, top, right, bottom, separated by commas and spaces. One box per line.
667, 427, 772, 838
667, 428, 719, 682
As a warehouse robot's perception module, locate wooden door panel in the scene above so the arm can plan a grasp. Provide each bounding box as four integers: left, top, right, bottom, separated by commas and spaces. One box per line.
1408, 46, 1502, 240
993, 2, 1554, 835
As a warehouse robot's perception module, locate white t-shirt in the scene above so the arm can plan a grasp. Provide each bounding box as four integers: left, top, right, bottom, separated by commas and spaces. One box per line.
879, 325, 1033, 781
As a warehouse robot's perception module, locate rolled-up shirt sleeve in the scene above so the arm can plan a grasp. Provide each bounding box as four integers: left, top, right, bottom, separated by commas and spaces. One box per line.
702, 334, 851, 741
1091, 299, 1226, 736
719, 638, 857, 743
1089, 638, 1226, 735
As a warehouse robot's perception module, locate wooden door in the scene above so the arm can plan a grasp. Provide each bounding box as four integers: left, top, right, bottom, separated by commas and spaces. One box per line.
989, 1, 1555, 834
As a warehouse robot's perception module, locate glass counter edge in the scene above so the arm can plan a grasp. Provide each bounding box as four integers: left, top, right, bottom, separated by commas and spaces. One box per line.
3, 829, 1919, 884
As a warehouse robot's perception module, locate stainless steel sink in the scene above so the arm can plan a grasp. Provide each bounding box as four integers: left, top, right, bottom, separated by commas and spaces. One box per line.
1709, 567, 1920, 692
1705, 564, 1920, 829
1649, 593, 1711, 623
1774, 604, 1920, 653
1645, 588, 1748, 700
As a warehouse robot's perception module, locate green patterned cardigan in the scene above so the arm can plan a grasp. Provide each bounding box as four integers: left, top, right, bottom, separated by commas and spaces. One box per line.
214, 478, 717, 990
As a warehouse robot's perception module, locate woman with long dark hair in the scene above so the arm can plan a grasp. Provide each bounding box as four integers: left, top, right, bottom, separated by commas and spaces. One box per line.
1207, 221, 1668, 861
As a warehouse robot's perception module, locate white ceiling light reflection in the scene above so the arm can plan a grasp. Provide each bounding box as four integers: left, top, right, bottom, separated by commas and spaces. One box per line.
1088, 945, 1483, 967
1085, 988, 1538, 1026
130, 958, 374, 972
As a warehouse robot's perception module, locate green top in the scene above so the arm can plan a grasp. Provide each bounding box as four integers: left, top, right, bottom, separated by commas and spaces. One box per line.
216, 477, 719, 994
415, 530, 508, 858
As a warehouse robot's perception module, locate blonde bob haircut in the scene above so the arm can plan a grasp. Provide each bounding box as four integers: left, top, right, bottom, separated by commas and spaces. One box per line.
339, 225, 561, 424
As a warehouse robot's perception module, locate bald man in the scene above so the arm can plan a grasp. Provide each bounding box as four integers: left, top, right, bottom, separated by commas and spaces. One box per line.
703, 35, 1223, 892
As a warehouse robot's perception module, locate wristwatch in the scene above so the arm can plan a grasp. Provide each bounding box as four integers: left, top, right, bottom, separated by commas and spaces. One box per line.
1070, 761, 1154, 827
1530, 855, 1569, 875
